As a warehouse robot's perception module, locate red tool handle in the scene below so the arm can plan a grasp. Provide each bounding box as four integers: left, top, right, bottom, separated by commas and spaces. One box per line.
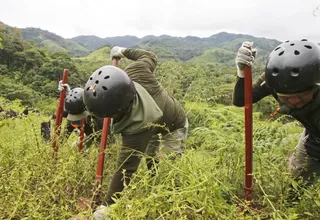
95, 117, 111, 185
113, 59, 119, 66
244, 66, 253, 201
52, 69, 69, 152
95, 59, 118, 186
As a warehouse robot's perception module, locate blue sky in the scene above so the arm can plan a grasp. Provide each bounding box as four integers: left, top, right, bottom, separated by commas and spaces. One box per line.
1, 0, 320, 42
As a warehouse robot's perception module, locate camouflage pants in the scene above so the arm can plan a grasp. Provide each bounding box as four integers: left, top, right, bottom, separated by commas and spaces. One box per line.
105, 118, 189, 205
289, 129, 320, 184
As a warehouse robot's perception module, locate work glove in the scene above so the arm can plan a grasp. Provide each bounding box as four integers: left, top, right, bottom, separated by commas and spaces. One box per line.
58, 80, 71, 93
71, 139, 80, 148
71, 137, 87, 148
71, 130, 86, 147
73, 128, 81, 136
93, 205, 111, 220
110, 46, 126, 60
235, 41, 257, 78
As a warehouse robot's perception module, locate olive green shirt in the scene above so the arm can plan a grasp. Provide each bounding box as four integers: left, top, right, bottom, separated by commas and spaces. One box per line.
105, 49, 187, 204
113, 82, 163, 135
123, 48, 186, 132
106, 82, 164, 204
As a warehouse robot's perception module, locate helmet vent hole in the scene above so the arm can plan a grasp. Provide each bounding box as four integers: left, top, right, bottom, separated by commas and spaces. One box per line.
95, 80, 99, 84
74, 96, 77, 99
285, 40, 289, 43
274, 47, 281, 51
93, 91, 97, 97
104, 75, 110, 79
301, 39, 308, 41
102, 86, 108, 91
69, 94, 72, 96
90, 77, 93, 80
294, 50, 300, 55
98, 71, 102, 75
290, 43, 295, 46
278, 51, 284, 56
272, 68, 279, 76
86, 87, 90, 91
75, 91, 77, 93
304, 45, 312, 49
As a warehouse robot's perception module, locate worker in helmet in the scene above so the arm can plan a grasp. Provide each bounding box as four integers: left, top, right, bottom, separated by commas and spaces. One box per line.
83, 47, 188, 212
58, 83, 106, 148
233, 39, 320, 202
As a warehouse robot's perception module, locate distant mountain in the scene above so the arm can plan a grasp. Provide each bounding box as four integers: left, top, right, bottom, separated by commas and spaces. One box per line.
2, 21, 283, 63
71, 35, 141, 50
20, 27, 90, 56
71, 32, 281, 62
72, 32, 281, 50
70, 34, 178, 50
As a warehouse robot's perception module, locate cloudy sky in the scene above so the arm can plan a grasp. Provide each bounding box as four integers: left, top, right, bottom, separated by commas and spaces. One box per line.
1, 0, 320, 42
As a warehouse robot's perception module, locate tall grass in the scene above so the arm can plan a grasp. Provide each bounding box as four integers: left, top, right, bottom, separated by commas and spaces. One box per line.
0, 101, 320, 219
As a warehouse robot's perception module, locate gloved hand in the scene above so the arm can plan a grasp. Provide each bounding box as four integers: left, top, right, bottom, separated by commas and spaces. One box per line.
110, 46, 126, 60
235, 41, 257, 78
71, 139, 80, 148
93, 205, 111, 220
58, 80, 71, 93
73, 128, 81, 136
71, 132, 87, 148
73, 128, 87, 137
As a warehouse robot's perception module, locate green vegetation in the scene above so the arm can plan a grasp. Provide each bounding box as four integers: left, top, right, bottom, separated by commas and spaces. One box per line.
17, 21, 281, 63
1, 22, 320, 219
0, 23, 88, 111
21, 27, 90, 57
1, 98, 320, 219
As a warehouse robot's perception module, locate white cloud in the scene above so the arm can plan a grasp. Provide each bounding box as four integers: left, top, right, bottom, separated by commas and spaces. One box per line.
1, 0, 320, 42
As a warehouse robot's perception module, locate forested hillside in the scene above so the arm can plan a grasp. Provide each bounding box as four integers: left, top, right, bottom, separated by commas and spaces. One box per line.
2, 21, 319, 220
21, 27, 90, 56
0, 23, 84, 112
5, 20, 281, 64
0, 22, 280, 116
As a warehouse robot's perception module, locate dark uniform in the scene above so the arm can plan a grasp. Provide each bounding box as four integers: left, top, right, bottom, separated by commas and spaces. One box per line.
233, 73, 320, 183
99, 49, 188, 204
61, 114, 104, 148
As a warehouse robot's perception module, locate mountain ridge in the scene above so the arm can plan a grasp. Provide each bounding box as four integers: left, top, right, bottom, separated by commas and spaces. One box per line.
0, 21, 283, 62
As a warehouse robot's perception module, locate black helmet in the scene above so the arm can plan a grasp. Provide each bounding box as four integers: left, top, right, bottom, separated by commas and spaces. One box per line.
265, 39, 320, 93
83, 65, 136, 118
64, 88, 86, 114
